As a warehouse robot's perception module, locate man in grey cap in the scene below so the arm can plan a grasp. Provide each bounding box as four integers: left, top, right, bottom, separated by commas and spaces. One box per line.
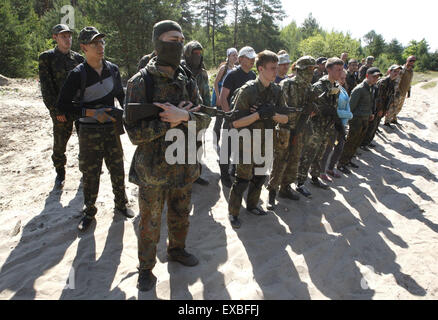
312, 57, 327, 84
276, 52, 292, 84
338, 67, 381, 173
39, 24, 85, 188
359, 56, 375, 82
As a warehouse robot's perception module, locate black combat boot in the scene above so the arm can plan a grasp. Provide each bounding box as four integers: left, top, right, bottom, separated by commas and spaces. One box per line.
279, 185, 300, 201
168, 248, 199, 267
115, 206, 135, 219
310, 177, 329, 190
267, 190, 277, 210
77, 215, 94, 232
296, 184, 312, 198
55, 168, 65, 189
229, 215, 241, 229
137, 269, 157, 292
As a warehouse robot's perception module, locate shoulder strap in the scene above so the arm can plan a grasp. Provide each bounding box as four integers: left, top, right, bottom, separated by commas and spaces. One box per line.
78, 63, 86, 108
140, 68, 154, 103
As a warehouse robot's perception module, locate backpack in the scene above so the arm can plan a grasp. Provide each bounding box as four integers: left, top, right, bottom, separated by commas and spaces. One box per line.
138, 64, 195, 103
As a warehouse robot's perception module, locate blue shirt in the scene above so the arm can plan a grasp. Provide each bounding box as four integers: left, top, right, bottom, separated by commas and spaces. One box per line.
337, 86, 353, 126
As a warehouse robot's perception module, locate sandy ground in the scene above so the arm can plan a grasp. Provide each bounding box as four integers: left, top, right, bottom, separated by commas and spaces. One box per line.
0, 78, 438, 300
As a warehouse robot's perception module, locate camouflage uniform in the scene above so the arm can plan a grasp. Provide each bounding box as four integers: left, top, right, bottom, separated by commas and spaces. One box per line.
297, 75, 340, 185
124, 57, 211, 270
137, 52, 156, 72
385, 65, 413, 123
183, 41, 211, 106
38, 46, 84, 171
268, 57, 316, 192
346, 70, 359, 95
362, 75, 395, 145
79, 124, 127, 216
228, 78, 287, 216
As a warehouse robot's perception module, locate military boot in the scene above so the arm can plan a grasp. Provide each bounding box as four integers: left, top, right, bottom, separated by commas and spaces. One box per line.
137, 269, 157, 292
267, 190, 277, 210
279, 185, 300, 201
55, 168, 65, 189
310, 177, 329, 190
296, 184, 312, 198
168, 248, 199, 267
195, 177, 209, 186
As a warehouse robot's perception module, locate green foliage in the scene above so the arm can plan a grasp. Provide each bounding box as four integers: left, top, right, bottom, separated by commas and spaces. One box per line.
298, 31, 361, 60
2, 0, 438, 78
0, 0, 35, 77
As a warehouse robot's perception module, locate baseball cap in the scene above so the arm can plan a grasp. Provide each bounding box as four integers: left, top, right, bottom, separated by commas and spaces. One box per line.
389, 64, 402, 71
348, 59, 358, 64
227, 48, 238, 57
295, 56, 317, 69
316, 57, 328, 65
78, 26, 105, 44
278, 53, 292, 65
367, 67, 382, 76
238, 46, 257, 59
52, 24, 73, 35
366, 56, 375, 62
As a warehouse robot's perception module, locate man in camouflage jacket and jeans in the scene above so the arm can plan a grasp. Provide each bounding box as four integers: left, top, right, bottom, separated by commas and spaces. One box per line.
124, 21, 211, 292
38, 24, 84, 187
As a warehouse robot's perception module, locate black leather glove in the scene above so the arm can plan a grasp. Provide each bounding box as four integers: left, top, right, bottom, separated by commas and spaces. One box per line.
258, 105, 275, 120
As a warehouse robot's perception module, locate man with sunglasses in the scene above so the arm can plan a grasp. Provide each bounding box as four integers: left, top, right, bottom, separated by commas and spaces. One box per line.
56, 27, 130, 231
385, 56, 416, 126
39, 24, 85, 188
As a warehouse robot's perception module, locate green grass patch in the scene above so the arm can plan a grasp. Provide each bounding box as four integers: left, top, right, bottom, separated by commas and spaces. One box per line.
421, 81, 437, 89
412, 71, 438, 86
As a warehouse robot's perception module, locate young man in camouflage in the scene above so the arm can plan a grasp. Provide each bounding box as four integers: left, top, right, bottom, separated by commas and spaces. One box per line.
56, 27, 130, 231
123, 20, 211, 291
227, 50, 288, 229
312, 57, 327, 84
267, 56, 317, 209
385, 56, 416, 126
296, 58, 344, 197
338, 67, 382, 172
38, 24, 84, 188
361, 65, 401, 147
182, 40, 211, 186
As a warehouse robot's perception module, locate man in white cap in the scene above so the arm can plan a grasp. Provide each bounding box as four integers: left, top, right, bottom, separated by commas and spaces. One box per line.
218, 46, 257, 188
276, 52, 292, 83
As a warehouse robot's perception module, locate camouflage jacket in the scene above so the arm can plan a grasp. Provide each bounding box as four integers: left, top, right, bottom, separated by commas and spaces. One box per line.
124, 58, 211, 189
311, 75, 340, 128
230, 78, 287, 157
38, 46, 84, 115
194, 69, 211, 106
376, 75, 396, 113
346, 70, 359, 95
280, 75, 314, 132
311, 69, 325, 84
395, 65, 414, 97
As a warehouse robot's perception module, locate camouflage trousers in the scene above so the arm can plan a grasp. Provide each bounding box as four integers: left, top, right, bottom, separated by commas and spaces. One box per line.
79, 124, 127, 217
297, 122, 334, 185
268, 127, 293, 192
280, 129, 309, 187
385, 94, 406, 123
229, 163, 267, 216
50, 114, 77, 171
362, 114, 383, 146
138, 184, 193, 270
339, 117, 369, 166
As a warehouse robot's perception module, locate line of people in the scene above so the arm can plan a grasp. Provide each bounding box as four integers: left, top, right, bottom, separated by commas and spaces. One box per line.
39, 20, 416, 292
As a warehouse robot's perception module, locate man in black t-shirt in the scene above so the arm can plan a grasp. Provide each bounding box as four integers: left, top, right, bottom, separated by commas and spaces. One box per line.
217, 46, 257, 188
56, 27, 131, 231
